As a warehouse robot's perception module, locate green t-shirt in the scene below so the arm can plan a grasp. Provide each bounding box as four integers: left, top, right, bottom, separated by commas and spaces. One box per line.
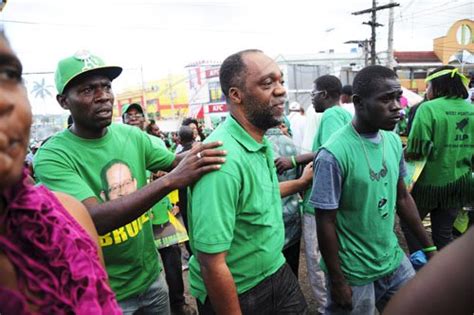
34, 123, 175, 301
151, 196, 172, 225
189, 115, 286, 303
407, 97, 474, 209
303, 106, 352, 214
321, 124, 404, 285
148, 134, 172, 225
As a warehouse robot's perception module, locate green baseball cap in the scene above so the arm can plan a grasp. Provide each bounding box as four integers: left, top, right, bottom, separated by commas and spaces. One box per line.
121, 103, 144, 121
55, 50, 122, 94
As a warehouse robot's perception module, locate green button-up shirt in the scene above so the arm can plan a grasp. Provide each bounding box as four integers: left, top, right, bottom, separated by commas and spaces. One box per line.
189, 115, 286, 303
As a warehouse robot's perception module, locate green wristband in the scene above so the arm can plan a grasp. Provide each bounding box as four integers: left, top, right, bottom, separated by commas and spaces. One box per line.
291, 156, 297, 168
422, 246, 437, 253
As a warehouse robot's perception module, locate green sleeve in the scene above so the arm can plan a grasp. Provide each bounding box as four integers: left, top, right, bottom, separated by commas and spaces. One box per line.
34, 147, 96, 202
143, 133, 176, 172
406, 105, 434, 157
190, 169, 240, 254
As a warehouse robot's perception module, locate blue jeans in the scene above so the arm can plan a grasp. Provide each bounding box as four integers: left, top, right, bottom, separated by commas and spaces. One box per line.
119, 273, 170, 315
197, 263, 307, 315
324, 256, 415, 315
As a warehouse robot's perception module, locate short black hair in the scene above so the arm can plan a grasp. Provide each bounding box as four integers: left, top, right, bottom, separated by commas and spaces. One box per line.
182, 117, 198, 126
427, 65, 468, 99
341, 85, 353, 96
178, 126, 194, 144
314, 75, 342, 99
219, 49, 263, 100
353, 65, 398, 98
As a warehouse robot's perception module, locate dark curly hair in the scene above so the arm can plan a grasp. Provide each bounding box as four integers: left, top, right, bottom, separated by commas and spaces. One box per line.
219, 49, 262, 100
427, 65, 468, 99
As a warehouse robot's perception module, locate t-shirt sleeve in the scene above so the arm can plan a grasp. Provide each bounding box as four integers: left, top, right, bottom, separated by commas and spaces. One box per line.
318, 112, 349, 146
34, 148, 96, 202
308, 149, 342, 210
190, 169, 240, 254
144, 133, 176, 172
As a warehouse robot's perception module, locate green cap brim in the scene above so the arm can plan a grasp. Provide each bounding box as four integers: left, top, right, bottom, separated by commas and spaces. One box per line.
61, 65, 122, 94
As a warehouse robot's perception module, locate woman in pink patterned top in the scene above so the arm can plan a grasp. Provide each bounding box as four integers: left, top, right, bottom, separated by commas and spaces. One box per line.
0, 31, 122, 314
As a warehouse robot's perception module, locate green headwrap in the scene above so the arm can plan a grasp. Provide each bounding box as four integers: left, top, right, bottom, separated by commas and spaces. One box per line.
425, 68, 469, 86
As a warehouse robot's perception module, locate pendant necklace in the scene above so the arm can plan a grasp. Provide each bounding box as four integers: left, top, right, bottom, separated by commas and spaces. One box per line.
351, 123, 387, 181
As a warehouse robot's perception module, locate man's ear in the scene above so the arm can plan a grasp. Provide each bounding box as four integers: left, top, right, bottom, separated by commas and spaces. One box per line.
352, 94, 362, 110
229, 87, 243, 105
56, 94, 69, 110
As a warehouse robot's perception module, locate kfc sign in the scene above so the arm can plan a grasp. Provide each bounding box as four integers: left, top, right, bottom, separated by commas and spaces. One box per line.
205, 68, 220, 78
208, 104, 228, 113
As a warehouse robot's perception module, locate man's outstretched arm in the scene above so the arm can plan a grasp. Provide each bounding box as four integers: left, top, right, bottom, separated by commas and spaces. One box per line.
84, 142, 226, 234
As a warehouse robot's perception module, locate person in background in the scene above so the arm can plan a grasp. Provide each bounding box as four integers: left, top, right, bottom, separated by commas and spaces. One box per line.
266, 122, 307, 277
340, 85, 355, 117
176, 125, 196, 259
0, 30, 121, 315
403, 65, 474, 253
122, 105, 196, 315
287, 101, 307, 153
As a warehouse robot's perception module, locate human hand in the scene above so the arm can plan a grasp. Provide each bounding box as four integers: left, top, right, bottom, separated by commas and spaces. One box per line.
331, 281, 353, 311
275, 157, 293, 174
300, 162, 313, 187
171, 205, 180, 215
166, 141, 226, 189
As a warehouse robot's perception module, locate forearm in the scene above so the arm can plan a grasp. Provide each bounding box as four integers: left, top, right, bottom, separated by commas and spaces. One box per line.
316, 212, 346, 284
295, 152, 315, 165
85, 174, 176, 234
279, 178, 310, 198
200, 257, 241, 314
397, 195, 433, 249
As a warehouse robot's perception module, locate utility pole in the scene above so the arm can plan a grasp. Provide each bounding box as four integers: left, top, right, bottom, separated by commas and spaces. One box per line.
352, 0, 399, 65
344, 39, 370, 66
387, 0, 395, 69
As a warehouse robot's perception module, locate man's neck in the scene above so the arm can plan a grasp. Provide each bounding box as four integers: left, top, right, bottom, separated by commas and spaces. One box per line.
230, 109, 265, 143
352, 117, 379, 134
70, 123, 108, 139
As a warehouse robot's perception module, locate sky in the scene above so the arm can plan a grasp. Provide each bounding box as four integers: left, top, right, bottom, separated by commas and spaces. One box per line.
1, 0, 472, 114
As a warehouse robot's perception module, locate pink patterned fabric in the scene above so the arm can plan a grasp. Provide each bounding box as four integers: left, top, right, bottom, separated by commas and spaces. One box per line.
0, 169, 122, 314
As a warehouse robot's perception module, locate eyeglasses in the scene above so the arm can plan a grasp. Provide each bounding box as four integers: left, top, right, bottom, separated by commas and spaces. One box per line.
311, 90, 326, 97
107, 178, 134, 194
125, 113, 144, 120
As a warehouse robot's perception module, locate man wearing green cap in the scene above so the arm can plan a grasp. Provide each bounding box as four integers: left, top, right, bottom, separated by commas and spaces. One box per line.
34, 50, 226, 315
122, 103, 147, 131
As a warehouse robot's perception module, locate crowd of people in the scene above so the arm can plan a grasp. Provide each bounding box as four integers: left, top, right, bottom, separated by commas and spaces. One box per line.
1, 28, 473, 315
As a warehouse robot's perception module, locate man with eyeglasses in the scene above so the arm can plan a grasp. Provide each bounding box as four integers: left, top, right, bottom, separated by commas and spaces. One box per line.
122, 103, 146, 130
34, 51, 226, 314
122, 103, 197, 315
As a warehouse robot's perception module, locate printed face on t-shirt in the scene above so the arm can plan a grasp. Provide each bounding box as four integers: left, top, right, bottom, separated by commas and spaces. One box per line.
102, 162, 137, 200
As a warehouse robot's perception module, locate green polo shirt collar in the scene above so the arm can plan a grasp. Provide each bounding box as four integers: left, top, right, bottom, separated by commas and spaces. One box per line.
225, 115, 268, 152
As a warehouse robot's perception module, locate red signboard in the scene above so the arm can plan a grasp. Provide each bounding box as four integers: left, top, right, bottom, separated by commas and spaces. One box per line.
208, 103, 228, 113
205, 68, 220, 78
